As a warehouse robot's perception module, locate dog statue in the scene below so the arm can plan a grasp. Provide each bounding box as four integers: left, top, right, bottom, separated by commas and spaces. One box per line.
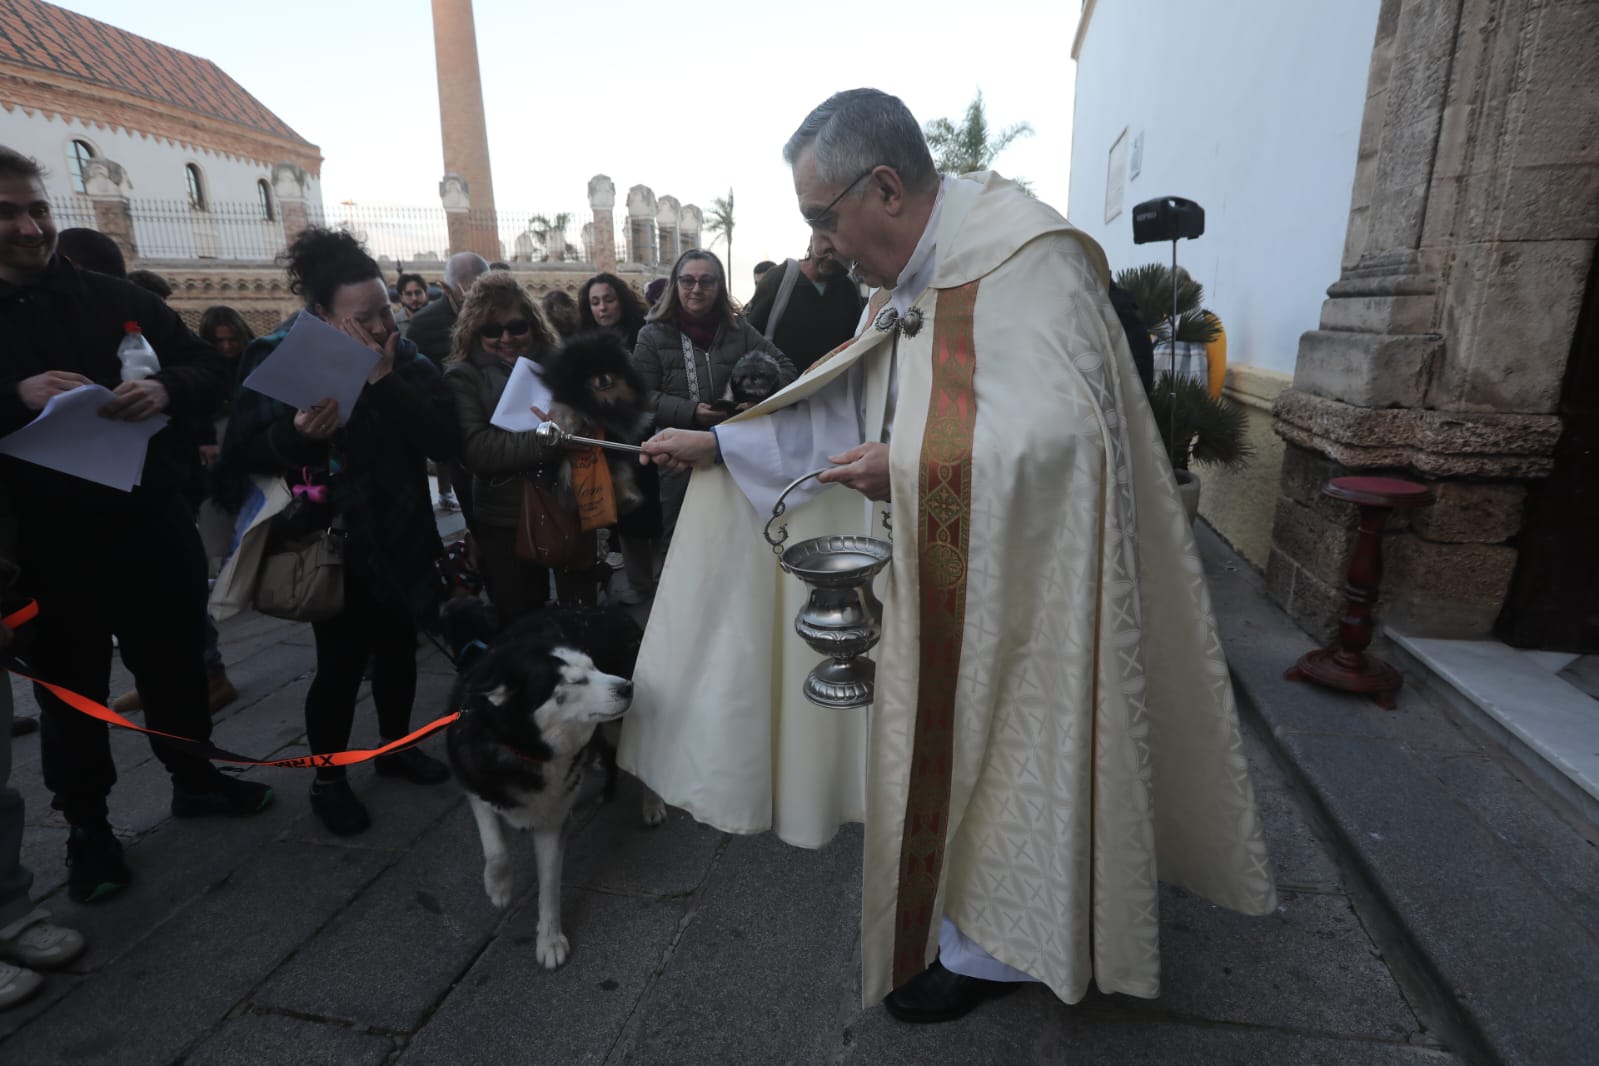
538, 331, 652, 519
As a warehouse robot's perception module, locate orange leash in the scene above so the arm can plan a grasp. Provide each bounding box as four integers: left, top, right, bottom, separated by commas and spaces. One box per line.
2, 600, 459, 768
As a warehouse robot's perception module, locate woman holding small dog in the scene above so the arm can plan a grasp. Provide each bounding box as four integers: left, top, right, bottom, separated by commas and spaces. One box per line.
222, 228, 460, 836
444, 274, 598, 622
631, 249, 797, 539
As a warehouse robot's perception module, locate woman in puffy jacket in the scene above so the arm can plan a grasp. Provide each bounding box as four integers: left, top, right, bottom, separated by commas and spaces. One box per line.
631, 249, 796, 538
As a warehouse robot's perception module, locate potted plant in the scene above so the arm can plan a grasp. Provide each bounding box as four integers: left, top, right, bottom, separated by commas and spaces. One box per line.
1144, 371, 1253, 520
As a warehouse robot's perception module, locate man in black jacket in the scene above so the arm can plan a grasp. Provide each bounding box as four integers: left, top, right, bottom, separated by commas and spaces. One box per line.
0, 147, 272, 905
743, 248, 864, 373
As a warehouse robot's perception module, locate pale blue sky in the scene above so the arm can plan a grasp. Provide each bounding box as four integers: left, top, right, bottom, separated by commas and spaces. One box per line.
49, 0, 1078, 300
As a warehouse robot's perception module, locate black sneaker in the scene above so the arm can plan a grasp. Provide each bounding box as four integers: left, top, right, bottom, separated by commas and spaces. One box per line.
373, 747, 451, 785
170, 771, 275, 819
309, 779, 371, 836
66, 824, 132, 904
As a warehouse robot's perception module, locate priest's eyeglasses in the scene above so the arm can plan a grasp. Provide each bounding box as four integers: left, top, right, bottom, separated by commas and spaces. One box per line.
803, 165, 881, 233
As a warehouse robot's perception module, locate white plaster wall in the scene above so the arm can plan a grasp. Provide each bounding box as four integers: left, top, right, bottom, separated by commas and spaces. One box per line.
1068, 0, 1380, 374
1, 110, 322, 258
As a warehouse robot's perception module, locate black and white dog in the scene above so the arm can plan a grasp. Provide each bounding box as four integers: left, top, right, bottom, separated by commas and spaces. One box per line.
441, 599, 650, 969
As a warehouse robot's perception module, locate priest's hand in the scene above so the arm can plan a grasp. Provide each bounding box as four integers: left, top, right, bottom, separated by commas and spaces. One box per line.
819, 442, 891, 501
641, 428, 718, 472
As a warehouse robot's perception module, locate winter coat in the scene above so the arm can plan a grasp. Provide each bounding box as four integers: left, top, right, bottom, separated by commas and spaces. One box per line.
631, 316, 795, 431
631, 316, 797, 534
0, 255, 225, 510
221, 329, 459, 624
405, 296, 457, 367
443, 347, 561, 530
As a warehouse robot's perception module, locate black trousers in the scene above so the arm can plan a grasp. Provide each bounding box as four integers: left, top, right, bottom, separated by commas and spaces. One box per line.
305, 565, 418, 780
19, 492, 215, 826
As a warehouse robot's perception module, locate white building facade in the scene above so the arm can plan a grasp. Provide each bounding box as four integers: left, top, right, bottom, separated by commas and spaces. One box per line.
1068, 0, 1381, 374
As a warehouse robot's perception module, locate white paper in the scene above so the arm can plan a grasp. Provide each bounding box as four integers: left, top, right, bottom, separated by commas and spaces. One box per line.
0, 384, 169, 491
489, 356, 554, 432
241, 312, 379, 424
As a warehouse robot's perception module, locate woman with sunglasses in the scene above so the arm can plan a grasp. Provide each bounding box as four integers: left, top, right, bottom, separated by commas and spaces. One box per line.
444, 273, 592, 623
632, 249, 797, 539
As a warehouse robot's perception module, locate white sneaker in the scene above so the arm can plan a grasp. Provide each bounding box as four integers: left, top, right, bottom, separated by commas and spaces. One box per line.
436, 491, 460, 513
0, 961, 42, 1010
604, 551, 625, 570
0, 909, 86, 970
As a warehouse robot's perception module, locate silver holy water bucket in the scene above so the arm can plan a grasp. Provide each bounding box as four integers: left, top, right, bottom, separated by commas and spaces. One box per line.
762, 469, 893, 709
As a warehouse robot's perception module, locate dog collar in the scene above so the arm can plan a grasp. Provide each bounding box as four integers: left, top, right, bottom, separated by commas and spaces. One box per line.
501, 742, 549, 765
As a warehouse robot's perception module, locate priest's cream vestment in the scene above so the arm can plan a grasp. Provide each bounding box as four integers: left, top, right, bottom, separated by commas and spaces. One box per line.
619, 173, 1277, 1007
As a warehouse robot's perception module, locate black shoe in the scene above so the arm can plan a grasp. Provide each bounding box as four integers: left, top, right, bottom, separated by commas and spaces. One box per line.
882, 958, 1021, 1024
171, 772, 275, 818
66, 824, 132, 904
373, 746, 450, 785
309, 778, 371, 836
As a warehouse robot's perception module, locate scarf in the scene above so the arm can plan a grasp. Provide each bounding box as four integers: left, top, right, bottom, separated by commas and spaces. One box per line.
676, 308, 717, 350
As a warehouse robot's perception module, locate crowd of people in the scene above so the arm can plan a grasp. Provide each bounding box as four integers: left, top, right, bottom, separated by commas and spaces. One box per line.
0, 85, 1274, 1028
0, 137, 865, 1009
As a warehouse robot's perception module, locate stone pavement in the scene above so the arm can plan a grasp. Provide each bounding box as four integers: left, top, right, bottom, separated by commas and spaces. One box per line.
0, 538, 1485, 1065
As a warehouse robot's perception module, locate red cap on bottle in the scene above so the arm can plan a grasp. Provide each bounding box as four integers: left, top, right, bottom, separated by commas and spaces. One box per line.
123, 321, 143, 334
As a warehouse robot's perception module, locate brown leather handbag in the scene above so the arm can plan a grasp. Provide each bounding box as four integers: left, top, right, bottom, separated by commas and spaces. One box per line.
515, 477, 596, 570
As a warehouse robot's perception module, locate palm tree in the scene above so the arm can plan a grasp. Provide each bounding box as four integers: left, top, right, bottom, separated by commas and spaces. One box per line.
705, 189, 734, 281
527, 212, 573, 262
923, 90, 1034, 189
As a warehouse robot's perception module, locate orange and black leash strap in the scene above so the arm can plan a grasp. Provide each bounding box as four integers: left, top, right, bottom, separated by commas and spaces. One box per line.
2, 601, 460, 769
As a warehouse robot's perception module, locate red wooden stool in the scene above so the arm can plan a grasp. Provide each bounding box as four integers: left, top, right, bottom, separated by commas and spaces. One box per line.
1285, 476, 1435, 709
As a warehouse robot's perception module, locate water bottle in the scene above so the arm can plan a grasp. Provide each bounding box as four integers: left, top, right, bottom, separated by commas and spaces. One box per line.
117, 321, 161, 381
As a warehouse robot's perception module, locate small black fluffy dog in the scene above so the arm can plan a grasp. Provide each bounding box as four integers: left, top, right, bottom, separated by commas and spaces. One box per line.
730, 349, 783, 406
538, 330, 652, 517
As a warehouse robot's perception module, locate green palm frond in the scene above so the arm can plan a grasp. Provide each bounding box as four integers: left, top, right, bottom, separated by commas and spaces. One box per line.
1145, 372, 1253, 472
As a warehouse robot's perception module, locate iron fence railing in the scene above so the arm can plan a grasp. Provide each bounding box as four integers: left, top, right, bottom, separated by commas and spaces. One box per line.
49, 198, 654, 267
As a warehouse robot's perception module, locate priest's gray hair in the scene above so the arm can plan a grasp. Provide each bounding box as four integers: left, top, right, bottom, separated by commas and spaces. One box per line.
444, 251, 490, 289
784, 89, 938, 195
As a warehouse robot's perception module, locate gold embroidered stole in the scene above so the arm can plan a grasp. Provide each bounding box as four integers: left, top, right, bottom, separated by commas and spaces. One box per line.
891, 280, 981, 986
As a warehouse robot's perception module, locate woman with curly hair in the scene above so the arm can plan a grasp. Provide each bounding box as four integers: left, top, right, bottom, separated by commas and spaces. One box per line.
444, 272, 597, 622
221, 227, 459, 836
578, 272, 648, 350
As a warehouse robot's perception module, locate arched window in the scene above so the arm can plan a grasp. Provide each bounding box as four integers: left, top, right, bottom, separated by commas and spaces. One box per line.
67, 140, 95, 194
185, 163, 207, 211
257, 179, 275, 221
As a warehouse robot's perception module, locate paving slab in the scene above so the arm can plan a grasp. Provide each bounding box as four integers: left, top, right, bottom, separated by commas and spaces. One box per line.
397, 889, 691, 1066
253, 797, 503, 1031
0, 840, 390, 1065
1410, 748, 1599, 936
563, 775, 728, 898
1252, 782, 1345, 893
845, 994, 1457, 1066
617, 828, 862, 1066
1115, 887, 1422, 1042
183, 1011, 396, 1066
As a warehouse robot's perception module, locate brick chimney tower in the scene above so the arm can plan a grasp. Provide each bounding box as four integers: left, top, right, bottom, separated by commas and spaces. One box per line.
431, 0, 498, 260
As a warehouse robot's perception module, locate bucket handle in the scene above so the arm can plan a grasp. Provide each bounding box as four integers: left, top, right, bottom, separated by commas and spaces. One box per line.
763, 468, 830, 553
761, 468, 894, 554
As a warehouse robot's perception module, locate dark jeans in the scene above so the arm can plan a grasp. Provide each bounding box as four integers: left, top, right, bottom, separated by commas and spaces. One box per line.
20, 493, 216, 826
305, 566, 418, 781
475, 524, 596, 629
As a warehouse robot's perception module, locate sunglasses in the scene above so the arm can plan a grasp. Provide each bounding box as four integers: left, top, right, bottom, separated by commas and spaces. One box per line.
479, 319, 532, 339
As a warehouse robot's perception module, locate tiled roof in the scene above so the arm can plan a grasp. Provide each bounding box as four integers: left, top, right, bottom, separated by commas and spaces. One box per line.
0, 0, 314, 148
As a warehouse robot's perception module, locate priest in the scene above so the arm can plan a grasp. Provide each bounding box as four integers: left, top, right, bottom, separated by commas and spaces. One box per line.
619, 88, 1277, 1023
